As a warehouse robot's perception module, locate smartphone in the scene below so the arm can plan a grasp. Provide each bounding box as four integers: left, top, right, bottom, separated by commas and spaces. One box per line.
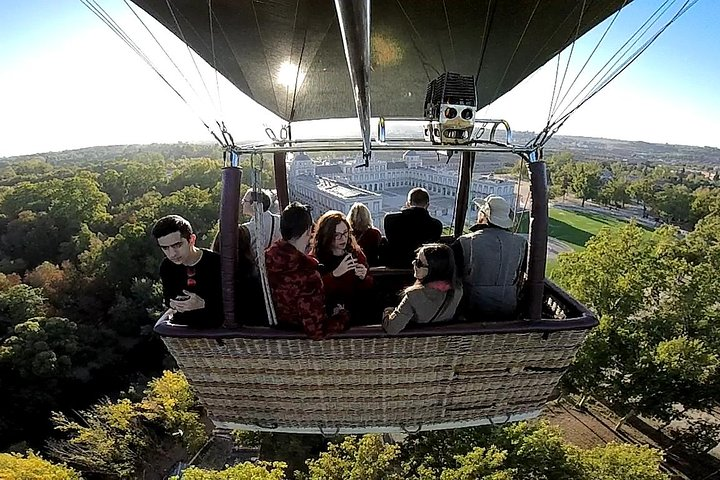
175, 294, 190, 301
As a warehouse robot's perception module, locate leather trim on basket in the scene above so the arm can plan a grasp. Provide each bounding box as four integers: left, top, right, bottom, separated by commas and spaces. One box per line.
154, 280, 598, 340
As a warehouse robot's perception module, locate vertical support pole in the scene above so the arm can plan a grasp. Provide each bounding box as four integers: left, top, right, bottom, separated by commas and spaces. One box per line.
334, 0, 372, 164
219, 150, 241, 327
453, 151, 474, 237
526, 153, 548, 320
273, 151, 289, 210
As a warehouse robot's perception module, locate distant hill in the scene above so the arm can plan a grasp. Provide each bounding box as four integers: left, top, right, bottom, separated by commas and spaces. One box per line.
2, 134, 719, 167
513, 131, 720, 167
0, 142, 221, 166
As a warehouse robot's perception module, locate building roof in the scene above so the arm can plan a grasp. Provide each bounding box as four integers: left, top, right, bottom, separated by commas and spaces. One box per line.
316, 164, 343, 174
386, 161, 407, 170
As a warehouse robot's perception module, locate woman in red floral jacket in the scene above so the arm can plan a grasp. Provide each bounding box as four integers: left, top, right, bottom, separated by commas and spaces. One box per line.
310, 211, 374, 321
265, 203, 349, 339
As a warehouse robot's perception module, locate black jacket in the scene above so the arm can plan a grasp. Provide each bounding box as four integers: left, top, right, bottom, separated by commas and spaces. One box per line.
159, 248, 223, 328
383, 207, 443, 267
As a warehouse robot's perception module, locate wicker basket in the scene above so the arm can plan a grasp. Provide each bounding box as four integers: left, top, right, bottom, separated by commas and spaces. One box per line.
155, 280, 595, 434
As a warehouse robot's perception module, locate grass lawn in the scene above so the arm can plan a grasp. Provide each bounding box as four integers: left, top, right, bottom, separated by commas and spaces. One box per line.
516, 207, 631, 251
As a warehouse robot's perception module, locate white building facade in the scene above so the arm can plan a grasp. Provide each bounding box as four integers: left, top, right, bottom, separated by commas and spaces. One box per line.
288, 151, 516, 222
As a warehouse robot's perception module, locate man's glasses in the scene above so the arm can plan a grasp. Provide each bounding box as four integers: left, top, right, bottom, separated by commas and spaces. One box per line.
186, 266, 196, 288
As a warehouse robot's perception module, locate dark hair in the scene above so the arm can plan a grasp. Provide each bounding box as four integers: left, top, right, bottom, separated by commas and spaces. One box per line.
151, 215, 193, 240
409, 243, 459, 291
408, 187, 430, 207
245, 190, 272, 212
280, 202, 313, 241
310, 211, 360, 261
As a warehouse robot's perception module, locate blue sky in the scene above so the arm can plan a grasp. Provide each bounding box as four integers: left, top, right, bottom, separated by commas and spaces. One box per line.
1, 0, 718, 157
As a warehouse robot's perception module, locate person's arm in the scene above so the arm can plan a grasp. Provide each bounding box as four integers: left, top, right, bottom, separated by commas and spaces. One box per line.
354, 250, 374, 289
451, 239, 465, 277
297, 272, 349, 340
432, 218, 443, 240
382, 293, 415, 335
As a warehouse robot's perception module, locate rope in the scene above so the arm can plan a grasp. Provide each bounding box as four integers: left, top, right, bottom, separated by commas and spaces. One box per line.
548, 0, 587, 119
490, 0, 542, 104
250, 0, 280, 115
549, 0, 630, 121
250, 154, 278, 326
163, 0, 221, 116
123, 1, 205, 104
394, 0, 440, 78
474, 0, 496, 82
442, 0, 456, 69
549, 0, 697, 134
552, 0, 676, 122
80, 0, 223, 147
208, 0, 223, 119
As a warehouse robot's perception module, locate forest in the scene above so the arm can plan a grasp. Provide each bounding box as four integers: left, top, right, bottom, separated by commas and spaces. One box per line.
1, 144, 719, 478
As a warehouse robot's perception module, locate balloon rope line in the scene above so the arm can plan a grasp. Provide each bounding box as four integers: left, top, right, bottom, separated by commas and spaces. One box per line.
80, 0, 222, 146
124, 0, 205, 104
251, 155, 278, 326
163, 0, 221, 116
548, 0, 587, 119
394, 0, 440, 77
208, 0, 223, 118
549, 0, 629, 121
490, 0, 541, 104
474, 0, 495, 82
442, 0, 456, 69
552, 0, 676, 122
250, 0, 279, 117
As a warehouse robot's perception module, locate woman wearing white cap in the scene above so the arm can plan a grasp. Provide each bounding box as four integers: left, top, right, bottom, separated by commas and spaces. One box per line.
451, 195, 527, 319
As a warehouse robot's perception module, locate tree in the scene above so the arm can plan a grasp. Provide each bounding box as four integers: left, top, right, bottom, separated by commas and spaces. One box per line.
47, 371, 207, 478
627, 178, 656, 218
0, 284, 47, 332
305, 435, 404, 480
552, 218, 720, 424
172, 462, 286, 480
570, 163, 602, 207
575, 443, 667, 480
0, 451, 81, 480
654, 184, 692, 225
0, 317, 78, 378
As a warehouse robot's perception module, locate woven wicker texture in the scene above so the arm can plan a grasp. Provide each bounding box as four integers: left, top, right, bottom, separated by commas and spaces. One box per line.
161, 289, 592, 431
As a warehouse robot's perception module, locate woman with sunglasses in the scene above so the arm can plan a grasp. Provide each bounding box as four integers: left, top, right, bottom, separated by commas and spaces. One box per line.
310, 211, 373, 319
383, 243, 463, 334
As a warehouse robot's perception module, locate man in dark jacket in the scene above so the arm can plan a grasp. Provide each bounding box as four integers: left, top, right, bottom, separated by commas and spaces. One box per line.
383, 188, 443, 267
265, 202, 349, 339
152, 215, 223, 328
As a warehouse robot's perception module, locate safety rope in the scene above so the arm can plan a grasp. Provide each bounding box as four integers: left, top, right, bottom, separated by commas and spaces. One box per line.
549, 0, 698, 136
547, 0, 588, 121
549, 0, 630, 121
250, 153, 278, 326
81, 0, 226, 148
208, 0, 223, 120
163, 0, 222, 117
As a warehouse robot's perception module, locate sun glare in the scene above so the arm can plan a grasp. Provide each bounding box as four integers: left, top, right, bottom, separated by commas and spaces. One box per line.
277, 61, 305, 89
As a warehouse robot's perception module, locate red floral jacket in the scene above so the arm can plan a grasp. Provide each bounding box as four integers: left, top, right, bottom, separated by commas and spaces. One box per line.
265, 240, 349, 340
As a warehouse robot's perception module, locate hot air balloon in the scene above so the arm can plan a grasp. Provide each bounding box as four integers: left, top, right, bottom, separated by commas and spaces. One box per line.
97, 0, 686, 433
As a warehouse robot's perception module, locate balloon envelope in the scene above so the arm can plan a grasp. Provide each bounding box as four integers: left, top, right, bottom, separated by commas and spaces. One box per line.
131, 0, 631, 122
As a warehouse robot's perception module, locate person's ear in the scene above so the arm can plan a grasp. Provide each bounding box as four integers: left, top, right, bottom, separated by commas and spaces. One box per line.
189, 234, 197, 246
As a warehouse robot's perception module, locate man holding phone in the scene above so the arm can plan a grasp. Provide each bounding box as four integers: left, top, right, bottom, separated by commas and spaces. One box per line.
152, 215, 223, 328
